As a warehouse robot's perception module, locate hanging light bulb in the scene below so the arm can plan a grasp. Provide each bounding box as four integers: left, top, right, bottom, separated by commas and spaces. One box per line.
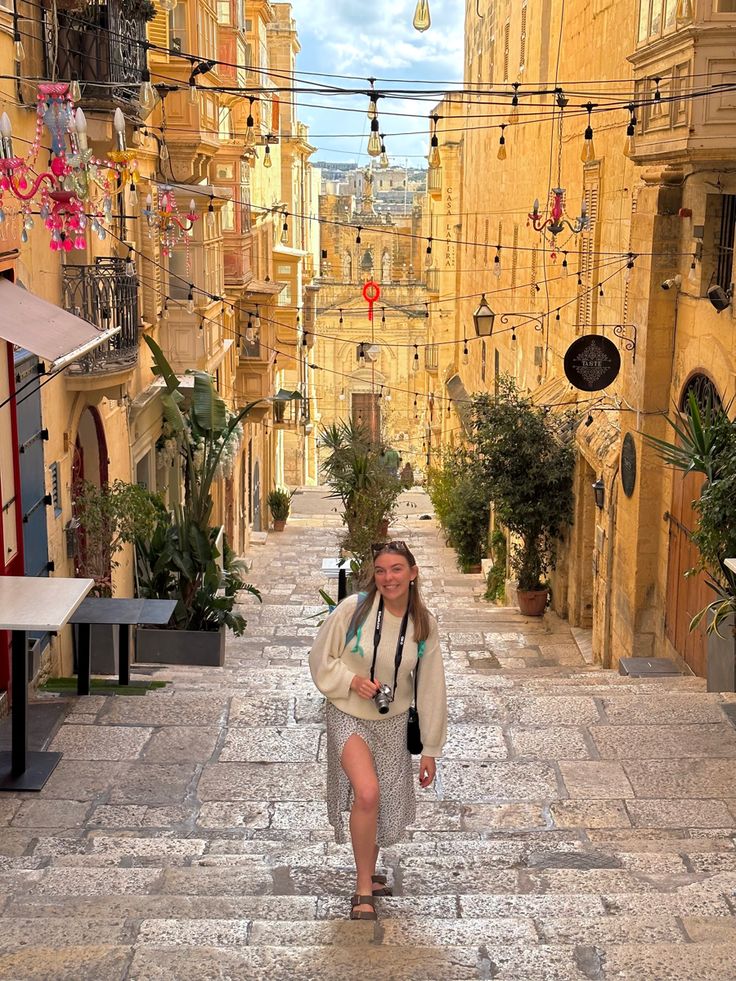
509, 83, 520, 125
428, 112, 441, 169
253, 306, 261, 330
367, 118, 382, 157
623, 105, 636, 158
163, 297, 170, 321
625, 255, 635, 284
280, 212, 289, 244
206, 196, 216, 231
139, 69, 156, 112
13, 24, 25, 64
561, 252, 569, 276
412, 344, 420, 372
497, 124, 507, 160
338, 388, 345, 401
367, 90, 378, 121
263, 142, 272, 168
160, 139, 170, 162
358, 343, 365, 366
69, 76, 81, 102
462, 339, 469, 365
581, 102, 596, 163
379, 135, 389, 169
425, 237, 432, 268
413, 0, 431, 32
187, 286, 195, 314
125, 249, 136, 277
493, 246, 502, 277
160, 0, 177, 10
245, 315, 255, 343
129, 183, 138, 209
189, 78, 198, 105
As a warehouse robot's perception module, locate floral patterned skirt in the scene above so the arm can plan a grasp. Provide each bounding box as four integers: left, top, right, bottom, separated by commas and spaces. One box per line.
325, 701, 416, 847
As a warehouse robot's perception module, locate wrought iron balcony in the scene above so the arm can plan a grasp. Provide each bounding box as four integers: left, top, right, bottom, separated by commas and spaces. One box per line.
44, 0, 148, 104
64, 257, 140, 375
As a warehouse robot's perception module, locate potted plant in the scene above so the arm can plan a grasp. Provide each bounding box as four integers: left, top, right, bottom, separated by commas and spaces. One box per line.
267, 487, 293, 531
319, 420, 403, 582
427, 445, 490, 571
134, 337, 261, 666
644, 391, 736, 689
470, 378, 575, 615
71, 478, 159, 672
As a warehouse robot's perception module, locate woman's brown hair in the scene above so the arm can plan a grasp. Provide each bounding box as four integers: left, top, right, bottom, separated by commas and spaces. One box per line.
349, 542, 432, 643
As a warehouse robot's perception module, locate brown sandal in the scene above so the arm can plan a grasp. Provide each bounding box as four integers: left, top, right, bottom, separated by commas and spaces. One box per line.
372, 874, 393, 897
350, 894, 377, 920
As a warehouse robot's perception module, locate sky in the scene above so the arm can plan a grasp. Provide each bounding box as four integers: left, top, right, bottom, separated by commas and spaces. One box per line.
288, 0, 465, 165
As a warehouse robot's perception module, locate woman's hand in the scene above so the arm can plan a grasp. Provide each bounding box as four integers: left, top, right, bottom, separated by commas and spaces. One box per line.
350, 675, 380, 700
419, 756, 436, 788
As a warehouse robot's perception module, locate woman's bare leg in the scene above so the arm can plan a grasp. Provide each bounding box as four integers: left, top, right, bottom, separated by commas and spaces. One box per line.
341, 734, 379, 914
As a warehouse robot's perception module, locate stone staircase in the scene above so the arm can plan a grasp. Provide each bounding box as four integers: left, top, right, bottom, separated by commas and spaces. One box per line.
1, 517, 736, 979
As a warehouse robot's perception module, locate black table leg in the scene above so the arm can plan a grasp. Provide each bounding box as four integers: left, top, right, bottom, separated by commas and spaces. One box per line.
77, 622, 91, 696
10, 630, 27, 777
119, 623, 130, 687
0, 629, 62, 791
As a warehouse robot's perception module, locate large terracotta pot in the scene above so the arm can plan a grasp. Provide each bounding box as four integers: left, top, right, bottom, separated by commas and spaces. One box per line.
517, 588, 549, 616
272, 519, 286, 532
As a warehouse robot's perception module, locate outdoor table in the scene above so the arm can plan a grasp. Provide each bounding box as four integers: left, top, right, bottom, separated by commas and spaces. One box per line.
70, 597, 177, 694
0, 575, 93, 791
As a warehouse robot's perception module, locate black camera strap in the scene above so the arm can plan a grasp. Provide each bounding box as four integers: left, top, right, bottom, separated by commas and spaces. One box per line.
370, 596, 410, 702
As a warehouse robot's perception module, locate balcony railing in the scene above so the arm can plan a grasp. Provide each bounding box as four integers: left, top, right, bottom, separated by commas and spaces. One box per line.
44, 0, 147, 104
64, 258, 140, 374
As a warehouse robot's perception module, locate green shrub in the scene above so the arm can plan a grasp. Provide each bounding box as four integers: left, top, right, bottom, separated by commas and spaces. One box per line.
484, 530, 508, 602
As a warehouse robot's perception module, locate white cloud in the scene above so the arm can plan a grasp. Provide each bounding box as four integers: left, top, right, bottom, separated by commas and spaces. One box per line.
288, 0, 464, 160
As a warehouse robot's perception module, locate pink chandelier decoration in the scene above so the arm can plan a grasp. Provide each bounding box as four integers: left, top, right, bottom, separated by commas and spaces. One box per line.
142, 185, 199, 259
0, 83, 115, 250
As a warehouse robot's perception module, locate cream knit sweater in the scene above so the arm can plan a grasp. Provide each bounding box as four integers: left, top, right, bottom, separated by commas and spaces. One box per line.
308, 591, 447, 757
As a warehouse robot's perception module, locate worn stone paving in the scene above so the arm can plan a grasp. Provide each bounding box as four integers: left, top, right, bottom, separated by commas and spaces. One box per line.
2, 487, 736, 979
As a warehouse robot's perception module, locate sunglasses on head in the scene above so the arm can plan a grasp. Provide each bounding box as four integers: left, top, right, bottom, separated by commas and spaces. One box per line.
371, 540, 410, 559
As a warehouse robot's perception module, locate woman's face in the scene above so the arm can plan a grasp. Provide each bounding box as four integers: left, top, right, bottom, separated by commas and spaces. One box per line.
373, 552, 418, 607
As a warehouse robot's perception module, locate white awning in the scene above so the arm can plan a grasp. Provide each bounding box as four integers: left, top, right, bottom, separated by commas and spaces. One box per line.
0, 278, 121, 372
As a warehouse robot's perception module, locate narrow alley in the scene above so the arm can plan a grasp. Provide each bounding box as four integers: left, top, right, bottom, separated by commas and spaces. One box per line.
2, 490, 736, 980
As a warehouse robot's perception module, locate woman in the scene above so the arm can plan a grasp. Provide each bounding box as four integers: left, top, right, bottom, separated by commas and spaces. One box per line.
309, 540, 447, 920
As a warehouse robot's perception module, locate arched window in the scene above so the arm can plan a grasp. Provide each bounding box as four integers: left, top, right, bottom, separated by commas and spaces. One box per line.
679, 373, 721, 413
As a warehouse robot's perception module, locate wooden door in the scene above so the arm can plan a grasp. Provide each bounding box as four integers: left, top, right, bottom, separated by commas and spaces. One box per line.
665, 469, 709, 676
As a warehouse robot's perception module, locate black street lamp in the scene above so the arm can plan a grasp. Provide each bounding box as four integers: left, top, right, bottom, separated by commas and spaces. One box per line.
592, 477, 605, 509
473, 294, 495, 336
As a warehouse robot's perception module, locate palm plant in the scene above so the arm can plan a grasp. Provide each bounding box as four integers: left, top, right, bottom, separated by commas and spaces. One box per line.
136, 336, 261, 633
643, 390, 736, 635
319, 419, 402, 576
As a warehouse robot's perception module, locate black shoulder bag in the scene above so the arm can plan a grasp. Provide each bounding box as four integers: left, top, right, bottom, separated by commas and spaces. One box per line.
407, 662, 423, 755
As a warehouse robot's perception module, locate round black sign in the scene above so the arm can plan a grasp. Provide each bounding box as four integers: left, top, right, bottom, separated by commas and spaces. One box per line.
621, 432, 636, 498
563, 335, 621, 392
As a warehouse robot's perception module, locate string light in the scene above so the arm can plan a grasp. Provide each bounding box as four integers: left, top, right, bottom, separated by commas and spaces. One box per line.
623, 105, 636, 158
493, 246, 502, 277
281, 211, 289, 244
355, 227, 362, 245
561, 252, 569, 276
413, 344, 420, 371
379, 135, 389, 169
497, 124, 507, 161
187, 285, 195, 314
263, 141, 272, 168
428, 112, 440, 170
509, 83, 520, 125
462, 338, 469, 365
163, 297, 170, 320
412, 0, 431, 32
581, 102, 596, 163
206, 195, 216, 231
426, 237, 432, 267
139, 68, 156, 112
